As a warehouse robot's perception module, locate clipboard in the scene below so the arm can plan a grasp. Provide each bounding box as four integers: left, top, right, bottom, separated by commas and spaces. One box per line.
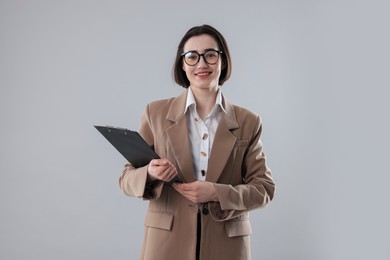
94, 125, 181, 184
94, 125, 159, 168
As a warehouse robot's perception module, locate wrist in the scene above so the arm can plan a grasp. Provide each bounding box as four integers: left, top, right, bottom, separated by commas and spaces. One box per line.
146, 166, 157, 181
211, 183, 219, 202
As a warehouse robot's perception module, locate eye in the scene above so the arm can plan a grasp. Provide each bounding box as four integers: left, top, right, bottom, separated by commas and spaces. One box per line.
185, 52, 198, 60
205, 51, 217, 58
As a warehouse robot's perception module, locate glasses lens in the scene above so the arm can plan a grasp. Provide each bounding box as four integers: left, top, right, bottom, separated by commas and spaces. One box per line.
204, 50, 220, 64
184, 52, 199, 66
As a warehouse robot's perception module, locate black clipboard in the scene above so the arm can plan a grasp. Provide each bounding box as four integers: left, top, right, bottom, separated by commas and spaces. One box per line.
94, 125, 181, 184
94, 125, 159, 168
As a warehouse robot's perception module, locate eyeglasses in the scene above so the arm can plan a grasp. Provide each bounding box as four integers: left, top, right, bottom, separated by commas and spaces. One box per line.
181, 49, 223, 66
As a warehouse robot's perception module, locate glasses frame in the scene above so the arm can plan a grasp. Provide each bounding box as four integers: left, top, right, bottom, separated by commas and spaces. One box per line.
181, 49, 223, 66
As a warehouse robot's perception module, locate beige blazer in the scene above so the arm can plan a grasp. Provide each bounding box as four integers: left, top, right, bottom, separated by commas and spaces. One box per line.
119, 91, 275, 260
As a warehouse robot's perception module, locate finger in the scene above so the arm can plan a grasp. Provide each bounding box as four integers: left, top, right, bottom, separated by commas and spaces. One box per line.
173, 183, 190, 193
172, 183, 186, 191
172, 185, 183, 194
172, 186, 200, 203
160, 166, 175, 181
166, 170, 178, 182
157, 158, 171, 166
177, 182, 198, 191
182, 194, 198, 203
173, 186, 189, 198
174, 182, 188, 189
155, 165, 174, 182
173, 188, 194, 201
153, 167, 169, 180
160, 163, 176, 179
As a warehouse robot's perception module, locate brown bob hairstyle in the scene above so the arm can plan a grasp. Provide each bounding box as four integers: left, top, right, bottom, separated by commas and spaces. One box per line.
173, 24, 232, 88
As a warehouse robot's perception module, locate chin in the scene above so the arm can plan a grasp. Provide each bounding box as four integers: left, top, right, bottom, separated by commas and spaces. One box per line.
192, 84, 218, 91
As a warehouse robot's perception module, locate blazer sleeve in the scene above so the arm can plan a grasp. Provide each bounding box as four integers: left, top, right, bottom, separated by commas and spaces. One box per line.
208, 116, 275, 222
119, 104, 164, 200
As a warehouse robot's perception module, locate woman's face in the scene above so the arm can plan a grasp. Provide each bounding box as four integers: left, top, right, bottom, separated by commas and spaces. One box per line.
182, 34, 222, 92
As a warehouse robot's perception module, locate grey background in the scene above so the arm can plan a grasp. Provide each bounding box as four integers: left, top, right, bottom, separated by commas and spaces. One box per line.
1, 0, 389, 259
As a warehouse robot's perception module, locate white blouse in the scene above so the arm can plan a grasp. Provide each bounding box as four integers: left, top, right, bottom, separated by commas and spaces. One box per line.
184, 88, 226, 180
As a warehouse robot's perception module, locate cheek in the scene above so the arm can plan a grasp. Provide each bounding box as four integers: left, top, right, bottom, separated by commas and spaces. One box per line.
214, 64, 222, 76
183, 66, 193, 76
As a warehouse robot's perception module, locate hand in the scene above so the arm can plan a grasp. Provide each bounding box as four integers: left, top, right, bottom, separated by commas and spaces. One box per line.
147, 159, 178, 182
173, 181, 219, 203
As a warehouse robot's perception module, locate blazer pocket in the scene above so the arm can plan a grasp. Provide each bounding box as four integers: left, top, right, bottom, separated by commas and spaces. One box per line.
225, 219, 252, 237
234, 140, 249, 148
144, 211, 174, 231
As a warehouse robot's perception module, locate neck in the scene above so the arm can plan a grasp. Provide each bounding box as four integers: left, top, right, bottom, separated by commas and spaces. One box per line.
190, 86, 219, 120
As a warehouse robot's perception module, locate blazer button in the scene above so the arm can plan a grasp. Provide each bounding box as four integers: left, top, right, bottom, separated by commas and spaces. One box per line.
202, 207, 209, 215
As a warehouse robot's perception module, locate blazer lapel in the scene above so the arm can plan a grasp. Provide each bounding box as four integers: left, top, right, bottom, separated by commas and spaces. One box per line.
206, 96, 239, 183
166, 91, 197, 183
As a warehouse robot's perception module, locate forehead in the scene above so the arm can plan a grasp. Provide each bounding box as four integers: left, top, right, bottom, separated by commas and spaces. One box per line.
183, 34, 219, 52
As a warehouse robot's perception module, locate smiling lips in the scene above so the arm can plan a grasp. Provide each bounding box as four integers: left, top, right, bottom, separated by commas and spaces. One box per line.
195, 71, 211, 79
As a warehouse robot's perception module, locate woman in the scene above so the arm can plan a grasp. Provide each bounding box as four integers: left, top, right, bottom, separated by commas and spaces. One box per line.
119, 24, 275, 260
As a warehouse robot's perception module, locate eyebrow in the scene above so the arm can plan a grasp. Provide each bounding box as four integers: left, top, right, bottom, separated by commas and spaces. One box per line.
183, 48, 219, 53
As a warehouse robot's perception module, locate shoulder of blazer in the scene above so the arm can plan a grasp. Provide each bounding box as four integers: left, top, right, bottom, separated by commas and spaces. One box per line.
223, 96, 262, 132
147, 97, 176, 113
145, 91, 187, 123
232, 104, 261, 123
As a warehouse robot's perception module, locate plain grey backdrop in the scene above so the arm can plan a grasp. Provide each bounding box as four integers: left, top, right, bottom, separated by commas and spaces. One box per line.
1, 0, 389, 259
